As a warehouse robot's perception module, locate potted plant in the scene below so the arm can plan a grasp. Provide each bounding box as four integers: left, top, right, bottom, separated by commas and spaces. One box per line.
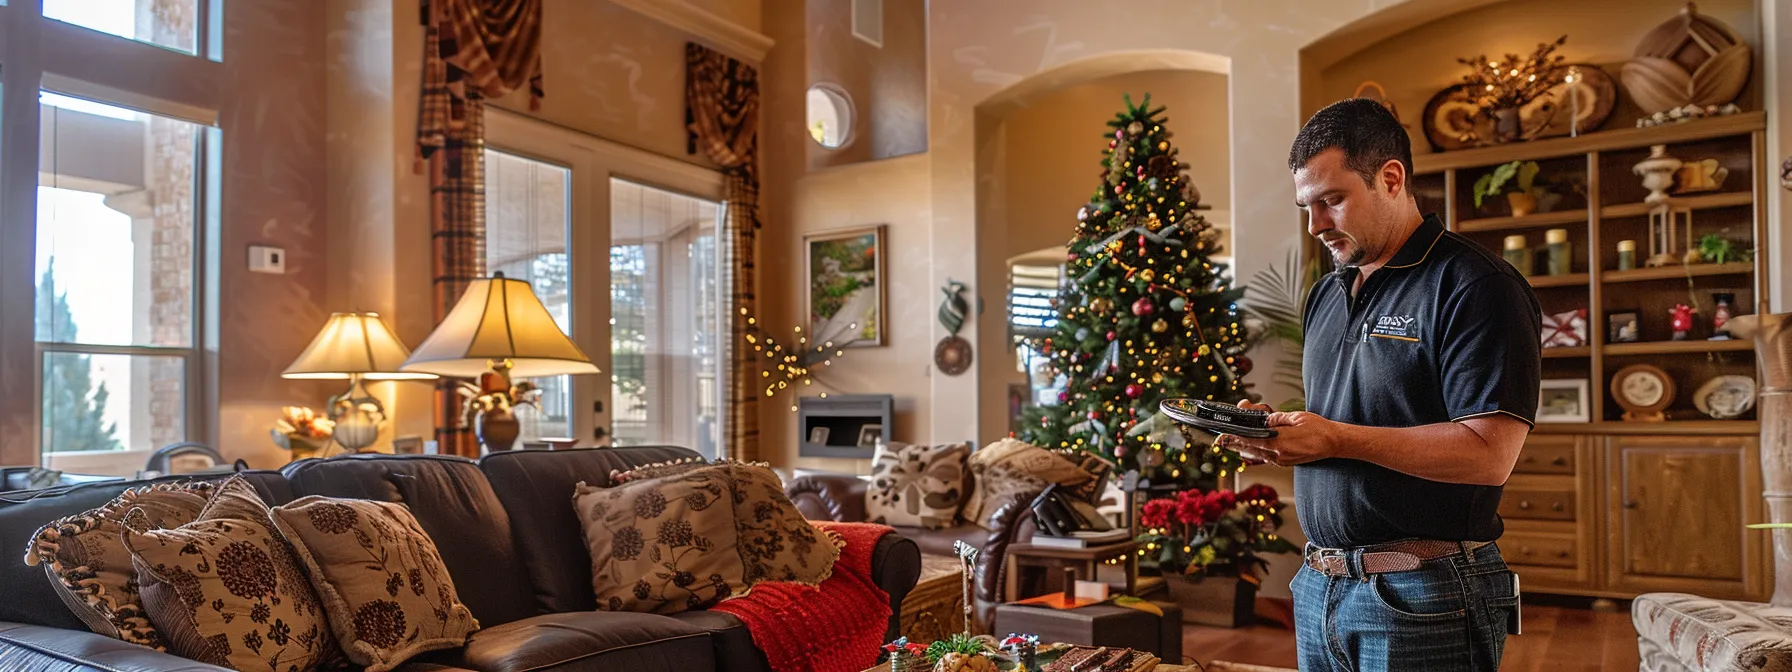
271, 406, 334, 462
1474, 160, 1553, 216
1137, 484, 1298, 627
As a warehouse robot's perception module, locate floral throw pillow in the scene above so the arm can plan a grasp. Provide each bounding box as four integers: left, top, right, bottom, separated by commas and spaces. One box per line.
723, 463, 839, 585
122, 476, 337, 672
963, 438, 1097, 530
23, 480, 215, 649
270, 497, 479, 672
866, 441, 972, 529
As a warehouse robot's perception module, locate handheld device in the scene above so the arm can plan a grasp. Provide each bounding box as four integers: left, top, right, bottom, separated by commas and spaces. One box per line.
1159, 398, 1278, 439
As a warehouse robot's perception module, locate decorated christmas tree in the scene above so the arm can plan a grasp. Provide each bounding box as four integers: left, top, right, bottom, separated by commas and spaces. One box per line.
1019, 94, 1253, 492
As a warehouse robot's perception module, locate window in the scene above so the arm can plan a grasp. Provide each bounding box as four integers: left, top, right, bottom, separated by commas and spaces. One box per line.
1010, 262, 1066, 407
37, 94, 204, 472
43, 0, 204, 56
484, 150, 573, 445
609, 179, 722, 458
806, 84, 854, 149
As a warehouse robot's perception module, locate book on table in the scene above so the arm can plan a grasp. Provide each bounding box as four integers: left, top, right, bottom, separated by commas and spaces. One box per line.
1030, 529, 1133, 548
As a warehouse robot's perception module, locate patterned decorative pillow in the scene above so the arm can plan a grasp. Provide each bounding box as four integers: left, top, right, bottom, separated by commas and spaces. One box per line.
270, 496, 480, 672
122, 476, 337, 671
866, 441, 972, 529
963, 438, 1097, 530
22, 480, 216, 649
574, 463, 839, 615
575, 466, 745, 614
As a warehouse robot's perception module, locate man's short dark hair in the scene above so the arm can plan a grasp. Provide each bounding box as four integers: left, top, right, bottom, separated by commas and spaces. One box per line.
1288, 98, 1414, 188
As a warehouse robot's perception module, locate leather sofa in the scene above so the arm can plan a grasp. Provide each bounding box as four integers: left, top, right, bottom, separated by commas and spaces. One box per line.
0, 447, 922, 672
785, 473, 1043, 630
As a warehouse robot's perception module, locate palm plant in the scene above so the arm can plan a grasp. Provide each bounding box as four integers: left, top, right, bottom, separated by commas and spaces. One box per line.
1243, 250, 1325, 412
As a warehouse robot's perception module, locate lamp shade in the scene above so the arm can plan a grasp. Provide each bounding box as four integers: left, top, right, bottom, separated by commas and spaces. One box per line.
284, 312, 435, 380
400, 274, 600, 378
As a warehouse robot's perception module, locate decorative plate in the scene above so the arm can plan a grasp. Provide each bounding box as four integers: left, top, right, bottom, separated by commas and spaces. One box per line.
1610, 364, 1675, 417
934, 335, 973, 376
1694, 375, 1756, 419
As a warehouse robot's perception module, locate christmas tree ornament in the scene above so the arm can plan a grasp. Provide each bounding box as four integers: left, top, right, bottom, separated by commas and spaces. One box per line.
1152, 371, 1165, 384
1090, 297, 1113, 314
1234, 355, 1254, 376
1125, 383, 1144, 399
1169, 297, 1187, 312
1182, 313, 1198, 329
1075, 327, 1090, 340
1077, 206, 1089, 221
1132, 298, 1154, 316
1128, 121, 1144, 134
1152, 318, 1169, 333
1106, 331, 1117, 341
1139, 269, 1156, 283
934, 280, 975, 376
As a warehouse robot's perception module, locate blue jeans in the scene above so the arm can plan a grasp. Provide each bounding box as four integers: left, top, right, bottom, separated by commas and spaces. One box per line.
1291, 542, 1517, 671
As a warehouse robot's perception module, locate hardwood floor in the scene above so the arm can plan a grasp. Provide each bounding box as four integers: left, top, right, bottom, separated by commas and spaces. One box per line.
1180, 603, 1640, 670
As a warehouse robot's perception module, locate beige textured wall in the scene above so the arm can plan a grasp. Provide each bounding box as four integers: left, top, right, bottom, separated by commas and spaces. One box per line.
979, 68, 1232, 440
1768, 1, 1791, 312
806, 0, 927, 169
1314, 0, 1759, 155
216, 0, 336, 466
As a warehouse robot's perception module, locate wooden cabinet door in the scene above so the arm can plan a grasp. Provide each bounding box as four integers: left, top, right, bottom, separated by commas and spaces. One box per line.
1605, 435, 1766, 600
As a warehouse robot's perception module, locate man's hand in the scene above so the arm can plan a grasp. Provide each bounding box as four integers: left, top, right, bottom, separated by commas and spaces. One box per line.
1219, 399, 1341, 467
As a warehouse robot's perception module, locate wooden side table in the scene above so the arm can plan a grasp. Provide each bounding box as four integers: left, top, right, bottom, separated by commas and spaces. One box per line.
1003, 540, 1139, 602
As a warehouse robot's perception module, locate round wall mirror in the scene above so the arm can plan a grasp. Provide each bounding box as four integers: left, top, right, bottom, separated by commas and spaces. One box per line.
806, 84, 854, 149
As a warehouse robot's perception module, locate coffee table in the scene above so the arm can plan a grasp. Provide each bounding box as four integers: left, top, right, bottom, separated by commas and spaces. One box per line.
860, 658, 1201, 671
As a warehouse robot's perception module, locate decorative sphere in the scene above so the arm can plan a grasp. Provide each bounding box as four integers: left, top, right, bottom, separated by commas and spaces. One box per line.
1234, 355, 1254, 376
1139, 269, 1156, 283
1169, 297, 1187, 312
1114, 184, 1125, 195
1115, 444, 1130, 458
1182, 313, 1199, 329
1106, 330, 1117, 341
1115, 129, 1125, 140
1058, 390, 1070, 403
1041, 416, 1051, 427
1132, 298, 1154, 316
1090, 298, 1113, 314
1151, 371, 1165, 384
1076, 328, 1090, 340
1067, 252, 1079, 262
1127, 121, 1144, 134
1125, 383, 1144, 399
1088, 410, 1102, 421
1077, 206, 1089, 221
1151, 319, 1169, 333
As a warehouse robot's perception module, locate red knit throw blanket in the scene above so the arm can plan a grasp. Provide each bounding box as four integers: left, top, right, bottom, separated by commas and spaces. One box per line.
711, 521, 895, 672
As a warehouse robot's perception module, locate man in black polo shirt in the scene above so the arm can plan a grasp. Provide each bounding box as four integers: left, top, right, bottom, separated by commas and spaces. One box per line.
1220, 99, 1541, 671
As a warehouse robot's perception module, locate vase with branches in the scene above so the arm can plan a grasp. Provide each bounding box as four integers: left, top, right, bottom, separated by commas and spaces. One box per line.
1457, 35, 1570, 142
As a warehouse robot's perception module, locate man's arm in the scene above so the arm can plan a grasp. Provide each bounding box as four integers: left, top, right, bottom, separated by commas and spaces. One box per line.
1219, 410, 1528, 486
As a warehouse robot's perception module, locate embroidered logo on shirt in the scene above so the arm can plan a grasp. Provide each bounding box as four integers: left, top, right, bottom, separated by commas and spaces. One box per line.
1369, 314, 1420, 342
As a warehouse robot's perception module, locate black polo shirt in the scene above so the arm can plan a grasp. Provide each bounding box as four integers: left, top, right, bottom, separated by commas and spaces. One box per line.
1297, 214, 1541, 549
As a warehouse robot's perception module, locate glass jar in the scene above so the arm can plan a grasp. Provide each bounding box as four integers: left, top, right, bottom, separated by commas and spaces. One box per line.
1503, 235, 1531, 275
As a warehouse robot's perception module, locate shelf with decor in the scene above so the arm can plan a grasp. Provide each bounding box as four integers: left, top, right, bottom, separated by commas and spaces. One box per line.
1458, 210, 1587, 233
1600, 192, 1754, 218
1529, 273, 1590, 289
1602, 262, 1754, 283
1541, 346, 1591, 359
1603, 339, 1753, 356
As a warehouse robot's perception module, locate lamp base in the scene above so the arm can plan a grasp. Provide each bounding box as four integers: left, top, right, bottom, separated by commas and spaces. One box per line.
476, 407, 521, 453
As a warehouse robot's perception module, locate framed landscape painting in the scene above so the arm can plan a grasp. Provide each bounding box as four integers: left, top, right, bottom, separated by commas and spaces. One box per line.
804, 225, 885, 346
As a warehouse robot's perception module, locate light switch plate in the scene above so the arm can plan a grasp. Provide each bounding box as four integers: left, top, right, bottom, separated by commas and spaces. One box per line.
248, 245, 285, 274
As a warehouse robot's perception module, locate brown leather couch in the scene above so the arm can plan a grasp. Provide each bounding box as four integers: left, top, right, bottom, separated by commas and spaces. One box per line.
0, 447, 922, 672
786, 473, 1044, 630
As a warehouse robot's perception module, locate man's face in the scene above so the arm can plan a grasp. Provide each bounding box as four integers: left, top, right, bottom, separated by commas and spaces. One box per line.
1294, 149, 1401, 268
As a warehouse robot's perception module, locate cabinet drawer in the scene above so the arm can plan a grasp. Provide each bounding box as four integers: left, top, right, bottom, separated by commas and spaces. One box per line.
1513, 441, 1575, 474
1499, 489, 1576, 521
1502, 533, 1578, 568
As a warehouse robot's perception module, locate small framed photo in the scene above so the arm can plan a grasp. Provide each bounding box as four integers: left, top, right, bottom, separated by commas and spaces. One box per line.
857, 424, 883, 449
1608, 309, 1640, 343
1537, 379, 1591, 423
808, 426, 831, 445
393, 436, 425, 455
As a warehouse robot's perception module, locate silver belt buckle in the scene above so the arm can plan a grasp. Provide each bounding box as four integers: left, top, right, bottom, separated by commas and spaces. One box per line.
1310, 547, 1347, 575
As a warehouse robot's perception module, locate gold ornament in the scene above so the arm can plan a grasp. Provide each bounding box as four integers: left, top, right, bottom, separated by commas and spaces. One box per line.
1091, 298, 1114, 314
1151, 318, 1169, 333
1197, 344, 1211, 356
1152, 371, 1165, 384
1139, 269, 1156, 283
1182, 313, 1198, 329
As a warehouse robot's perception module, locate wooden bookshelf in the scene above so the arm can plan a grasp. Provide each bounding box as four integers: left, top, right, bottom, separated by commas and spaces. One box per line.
1413, 111, 1765, 173
1458, 209, 1585, 233
1600, 191, 1754, 218
1602, 262, 1754, 283
1529, 273, 1589, 289
1603, 339, 1753, 356
1541, 346, 1590, 358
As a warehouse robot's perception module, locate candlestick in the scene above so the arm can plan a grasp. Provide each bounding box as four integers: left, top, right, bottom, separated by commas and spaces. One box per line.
1566, 66, 1582, 138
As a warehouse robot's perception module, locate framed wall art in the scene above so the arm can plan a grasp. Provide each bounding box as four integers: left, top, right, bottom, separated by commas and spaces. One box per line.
1537, 379, 1591, 424
804, 225, 886, 347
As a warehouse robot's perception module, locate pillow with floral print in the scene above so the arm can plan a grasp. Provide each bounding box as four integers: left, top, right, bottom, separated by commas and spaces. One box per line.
270, 496, 479, 672
574, 466, 744, 614
122, 476, 338, 672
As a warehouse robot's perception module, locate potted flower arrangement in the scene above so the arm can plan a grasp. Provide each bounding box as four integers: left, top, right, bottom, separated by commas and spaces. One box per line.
1456, 35, 1570, 143
271, 406, 334, 462
1473, 160, 1559, 216
459, 372, 544, 452
1137, 483, 1298, 627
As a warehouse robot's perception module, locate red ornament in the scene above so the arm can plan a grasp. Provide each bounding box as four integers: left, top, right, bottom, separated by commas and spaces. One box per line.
1057, 390, 1070, 404
1114, 184, 1125, 195
1115, 444, 1130, 458
1106, 330, 1117, 341
1132, 298, 1154, 316
1126, 384, 1143, 399
1234, 355, 1254, 376
1087, 410, 1101, 421
1041, 416, 1051, 427
1067, 252, 1079, 262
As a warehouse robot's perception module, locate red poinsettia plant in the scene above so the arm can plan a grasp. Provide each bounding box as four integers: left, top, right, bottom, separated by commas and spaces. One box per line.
1137, 483, 1299, 579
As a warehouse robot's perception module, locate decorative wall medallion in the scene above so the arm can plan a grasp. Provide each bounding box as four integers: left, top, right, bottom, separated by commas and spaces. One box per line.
934, 280, 974, 376
1611, 364, 1674, 422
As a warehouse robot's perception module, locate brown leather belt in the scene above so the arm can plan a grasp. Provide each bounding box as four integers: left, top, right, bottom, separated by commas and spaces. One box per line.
1304, 539, 1491, 578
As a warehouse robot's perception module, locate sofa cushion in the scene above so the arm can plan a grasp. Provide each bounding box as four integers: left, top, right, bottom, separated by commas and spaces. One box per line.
866, 441, 971, 529
476, 446, 706, 614
22, 480, 215, 649
271, 496, 479, 671
1632, 592, 1792, 672
963, 438, 1094, 530
1, 471, 288, 633
574, 468, 743, 615
123, 477, 336, 672
282, 455, 535, 627
413, 611, 714, 672
666, 610, 770, 672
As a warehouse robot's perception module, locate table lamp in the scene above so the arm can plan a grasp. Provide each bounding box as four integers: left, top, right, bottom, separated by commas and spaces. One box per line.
283, 312, 436, 453
400, 272, 600, 453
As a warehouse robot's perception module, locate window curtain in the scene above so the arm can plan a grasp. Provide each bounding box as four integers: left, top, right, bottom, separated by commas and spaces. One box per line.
417, 0, 543, 457
684, 42, 761, 463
